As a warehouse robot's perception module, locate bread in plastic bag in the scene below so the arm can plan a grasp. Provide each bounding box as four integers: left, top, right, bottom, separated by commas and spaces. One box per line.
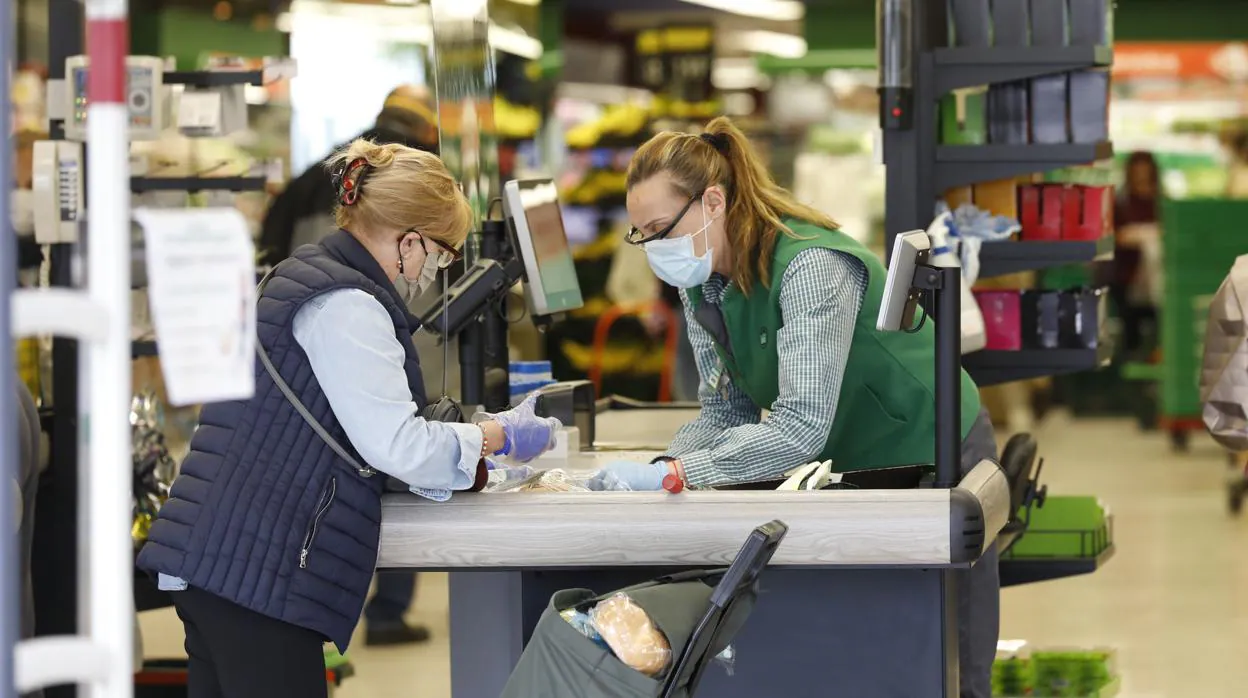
589, 593, 672, 677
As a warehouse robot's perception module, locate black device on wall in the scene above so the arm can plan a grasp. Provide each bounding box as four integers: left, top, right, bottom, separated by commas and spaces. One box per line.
878, 0, 916, 130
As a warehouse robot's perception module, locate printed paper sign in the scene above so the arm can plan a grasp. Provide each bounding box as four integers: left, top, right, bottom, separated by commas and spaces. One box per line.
135, 207, 256, 406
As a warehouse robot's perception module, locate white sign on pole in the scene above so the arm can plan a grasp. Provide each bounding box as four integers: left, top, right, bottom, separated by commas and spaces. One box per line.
135, 207, 256, 406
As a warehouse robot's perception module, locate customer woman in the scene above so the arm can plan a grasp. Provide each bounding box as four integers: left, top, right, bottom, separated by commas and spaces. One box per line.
137, 139, 558, 698
591, 117, 999, 697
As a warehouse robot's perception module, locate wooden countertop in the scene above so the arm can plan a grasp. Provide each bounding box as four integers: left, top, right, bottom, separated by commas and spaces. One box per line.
377, 460, 1009, 570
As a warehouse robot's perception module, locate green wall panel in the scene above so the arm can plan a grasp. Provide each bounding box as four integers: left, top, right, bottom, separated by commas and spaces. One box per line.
802, 0, 1248, 55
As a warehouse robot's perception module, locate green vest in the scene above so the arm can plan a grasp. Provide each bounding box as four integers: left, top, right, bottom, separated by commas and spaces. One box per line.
686, 220, 981, 471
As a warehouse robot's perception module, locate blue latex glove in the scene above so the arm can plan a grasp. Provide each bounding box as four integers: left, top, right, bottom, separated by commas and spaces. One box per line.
479, 394, 561, 463
586, 460, 667, 491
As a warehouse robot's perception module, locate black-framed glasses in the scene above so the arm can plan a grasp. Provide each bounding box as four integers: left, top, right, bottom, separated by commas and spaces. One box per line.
409, 230, 464, 269
625, 192, 703, 246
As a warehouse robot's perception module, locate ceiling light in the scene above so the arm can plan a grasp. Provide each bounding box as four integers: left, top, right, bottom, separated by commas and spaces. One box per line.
680, 0, 804, 22
713, 57, 761, 91
489, 24, 543, 60
736, 30, 807, 59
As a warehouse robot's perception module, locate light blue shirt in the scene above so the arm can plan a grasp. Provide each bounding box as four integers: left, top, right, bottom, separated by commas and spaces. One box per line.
159, 287, 480, 591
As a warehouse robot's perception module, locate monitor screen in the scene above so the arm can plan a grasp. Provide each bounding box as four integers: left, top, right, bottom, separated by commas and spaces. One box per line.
503, 179, 585, 316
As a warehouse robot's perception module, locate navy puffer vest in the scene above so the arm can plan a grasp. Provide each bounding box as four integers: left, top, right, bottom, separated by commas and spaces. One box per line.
137, 229, 427, 651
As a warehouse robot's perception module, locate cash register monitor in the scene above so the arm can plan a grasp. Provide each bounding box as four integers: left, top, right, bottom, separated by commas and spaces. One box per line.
503, 178, 585, 316
876, 230, 931, 332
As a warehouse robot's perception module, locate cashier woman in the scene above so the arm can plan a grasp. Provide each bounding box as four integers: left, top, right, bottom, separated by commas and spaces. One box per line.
136, 139, 558, 698
597, 116, 1001, 697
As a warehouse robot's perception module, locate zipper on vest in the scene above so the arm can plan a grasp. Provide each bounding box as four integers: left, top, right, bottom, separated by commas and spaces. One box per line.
300, 476, 337, 569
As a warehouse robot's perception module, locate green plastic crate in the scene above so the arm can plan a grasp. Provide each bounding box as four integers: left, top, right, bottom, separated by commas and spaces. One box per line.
1005, 496, 1109, 560
992, 649, 1118, 698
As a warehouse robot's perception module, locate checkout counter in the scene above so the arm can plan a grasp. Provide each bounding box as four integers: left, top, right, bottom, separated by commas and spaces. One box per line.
399, 182, 1011, 697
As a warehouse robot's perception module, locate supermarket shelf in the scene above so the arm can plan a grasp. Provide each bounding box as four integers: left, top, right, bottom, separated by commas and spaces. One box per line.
935, 141, 1114, 190
131, 176, 267, 193
933, 45, 1112, 93
977, 236, 1114, 279
999, 543, 1115, 587
963, 344, 1112, 386
163, 70, 264, 88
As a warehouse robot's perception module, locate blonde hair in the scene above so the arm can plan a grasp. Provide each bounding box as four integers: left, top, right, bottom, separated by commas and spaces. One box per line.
625, 116, 839, 295
325, 139, 471, 249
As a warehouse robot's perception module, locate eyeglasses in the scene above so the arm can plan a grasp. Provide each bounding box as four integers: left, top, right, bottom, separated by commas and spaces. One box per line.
625, 192, 704, 246
411, 230, 464, 269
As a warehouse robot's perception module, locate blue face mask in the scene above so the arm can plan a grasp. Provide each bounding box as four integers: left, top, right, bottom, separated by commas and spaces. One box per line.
643, 202, 714, 289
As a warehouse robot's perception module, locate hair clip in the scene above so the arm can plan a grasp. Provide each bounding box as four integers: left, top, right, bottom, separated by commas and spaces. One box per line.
699, 132, 730, 155
336, 157, 371, 206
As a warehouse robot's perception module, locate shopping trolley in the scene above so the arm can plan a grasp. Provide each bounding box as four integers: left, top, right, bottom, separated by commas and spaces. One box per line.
500, 520, 788, 698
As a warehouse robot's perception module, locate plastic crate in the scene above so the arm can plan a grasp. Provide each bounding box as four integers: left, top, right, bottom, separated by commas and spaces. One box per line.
993, 644, 1119, 698
1004, 496, 1111, 560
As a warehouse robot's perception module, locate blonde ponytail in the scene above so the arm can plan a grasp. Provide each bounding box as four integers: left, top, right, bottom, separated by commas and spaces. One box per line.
626, 116, 838, 295
325, 138, 471, 250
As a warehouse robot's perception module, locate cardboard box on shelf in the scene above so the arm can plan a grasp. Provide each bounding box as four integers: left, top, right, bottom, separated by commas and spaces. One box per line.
1030, 74, 1070, 144
1061, 185, 1113, 240
1020, 184, 1064, 241
992, 0, 1031, 47
945, 185, 975, 211
973, 178, 1020, 220
975, 290, 1023, 351
1022, 290, 1062, 349
1070, 69, 1111, 143
940, 89, 988, 145
987, 81, 1030, 144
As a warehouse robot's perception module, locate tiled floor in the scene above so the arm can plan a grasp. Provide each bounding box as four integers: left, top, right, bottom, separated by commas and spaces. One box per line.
137, 411, 1248, 696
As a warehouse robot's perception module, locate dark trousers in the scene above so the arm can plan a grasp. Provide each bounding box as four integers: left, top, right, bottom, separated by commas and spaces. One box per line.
364, 570, 417, 628
960, 409, 1002, 698
173, 587, 327, 698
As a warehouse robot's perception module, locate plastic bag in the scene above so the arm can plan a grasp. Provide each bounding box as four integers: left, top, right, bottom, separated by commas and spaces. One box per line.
560, 608, 612, 651
714, 644, 736, 676
589, 593, 672, 677
939, 201, 1021, 285
485, 467, 631, 493
927, 205, 991, 354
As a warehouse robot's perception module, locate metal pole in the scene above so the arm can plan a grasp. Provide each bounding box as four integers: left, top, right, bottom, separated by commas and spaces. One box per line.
37, 6, 84, 691
479, 219, 510, 412
82, 0, 133, 696
934, 265, 962, 488
1, 1, 20, 696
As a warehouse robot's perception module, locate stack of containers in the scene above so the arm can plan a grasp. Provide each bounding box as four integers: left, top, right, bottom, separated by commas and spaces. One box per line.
509, 361, 555, 407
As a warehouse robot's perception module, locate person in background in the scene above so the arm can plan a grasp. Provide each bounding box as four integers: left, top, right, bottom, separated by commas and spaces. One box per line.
259, 84, 440, 262
259, 85, 442, 646
596, 116, 999, 697
137, 140, 560, 697
1111, 151, 1162, 355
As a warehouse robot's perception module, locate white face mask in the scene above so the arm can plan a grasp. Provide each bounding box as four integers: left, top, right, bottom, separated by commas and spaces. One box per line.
642, 200, 714, 289
11, 189, 34, 237
396, 236, 450, 304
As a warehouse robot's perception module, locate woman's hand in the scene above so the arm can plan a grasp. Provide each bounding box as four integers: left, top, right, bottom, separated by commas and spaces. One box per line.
487, 394, 561, 462
478, 420, 507, 459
